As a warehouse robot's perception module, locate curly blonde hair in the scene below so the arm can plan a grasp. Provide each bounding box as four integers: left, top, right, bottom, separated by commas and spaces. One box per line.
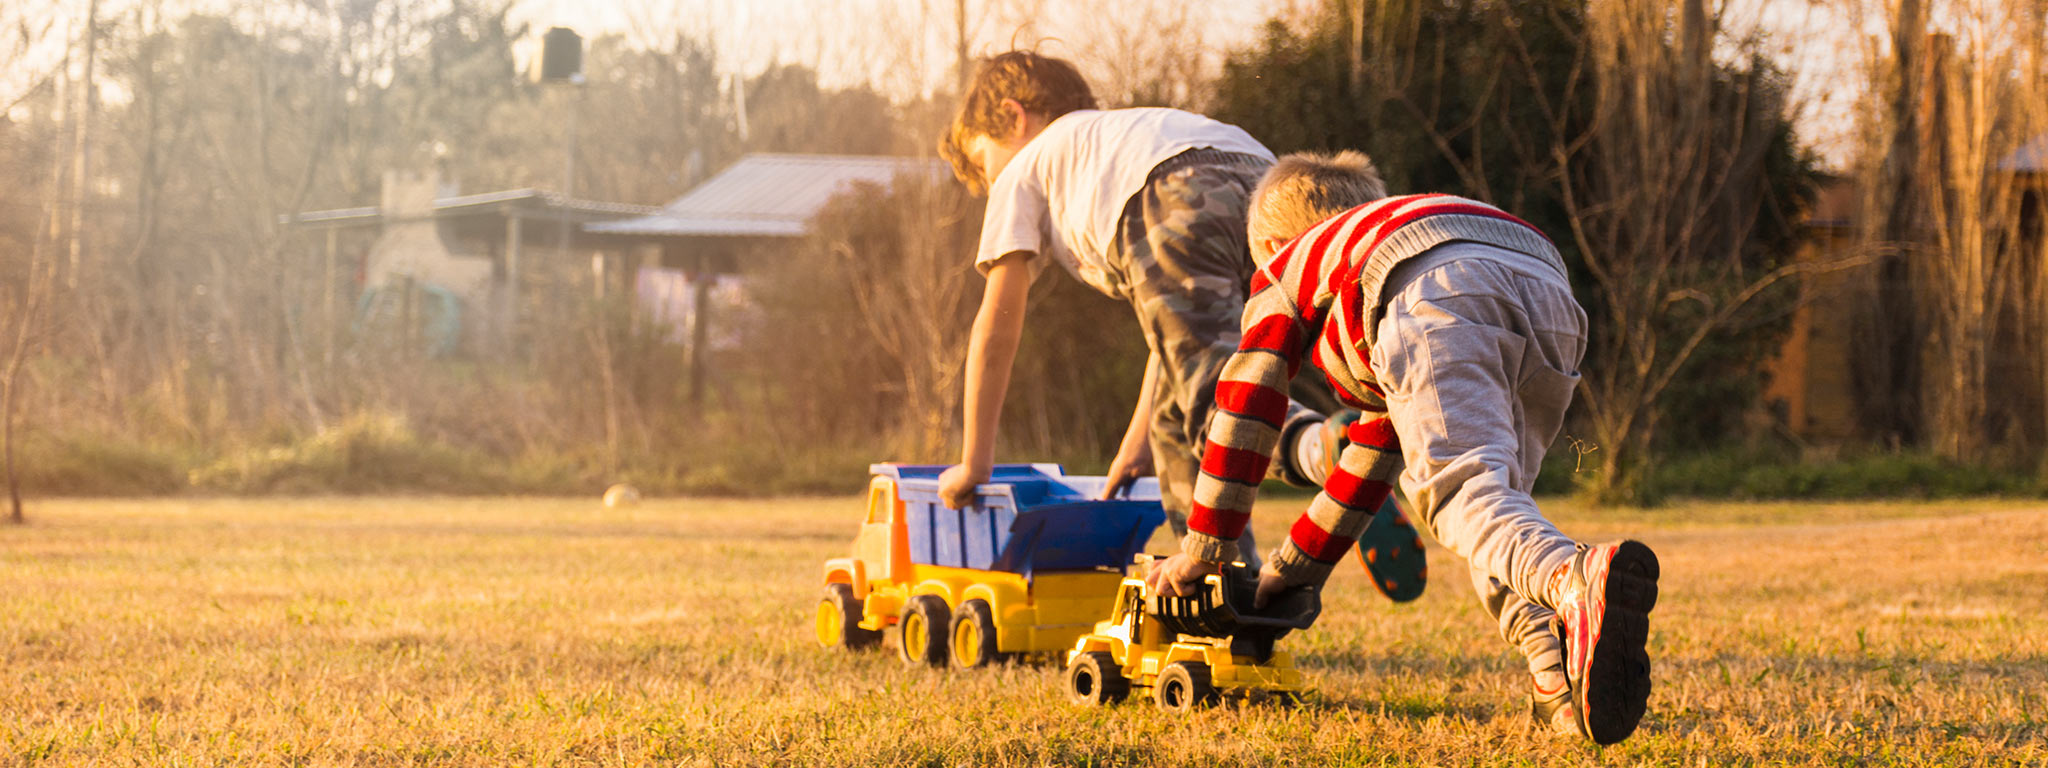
938, 51, 1097, 194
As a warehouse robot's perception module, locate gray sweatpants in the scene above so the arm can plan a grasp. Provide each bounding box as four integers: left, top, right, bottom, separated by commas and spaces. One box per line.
1369, 243, 1585, 673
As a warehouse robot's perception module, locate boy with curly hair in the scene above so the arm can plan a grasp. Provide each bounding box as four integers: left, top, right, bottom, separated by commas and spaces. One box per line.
934, 53, 1422, 598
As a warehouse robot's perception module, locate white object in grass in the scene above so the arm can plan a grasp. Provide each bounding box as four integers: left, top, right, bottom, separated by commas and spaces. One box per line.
603, 484, 642, 508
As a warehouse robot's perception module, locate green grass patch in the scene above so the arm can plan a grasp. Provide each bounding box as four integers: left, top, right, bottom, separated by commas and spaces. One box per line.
1651, 447, 2047, 500
3, 496, 2044, 765
12, 409, 2048, 503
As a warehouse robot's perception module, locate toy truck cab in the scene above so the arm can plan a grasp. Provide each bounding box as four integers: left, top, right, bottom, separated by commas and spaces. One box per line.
1064, 555, 1322, 711
816, 464, 1164, 669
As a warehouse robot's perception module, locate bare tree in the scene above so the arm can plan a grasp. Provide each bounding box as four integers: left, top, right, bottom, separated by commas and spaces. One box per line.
823, 173, 981, 459
2025, 7, 2048, 458
1513, 0, 1850, 501
1848, 0, 1933, 448
975, 0, 1213, 109
1833, 0, 2048, 464
3, 182, 62, 524
0, 3, 59, 115
1066, 0, 1210, 108
2, 6, 65, 523
65, 0, 98, 291
1901, 4, 2045, 461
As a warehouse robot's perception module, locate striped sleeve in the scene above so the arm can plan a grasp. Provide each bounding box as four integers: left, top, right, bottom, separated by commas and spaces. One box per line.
1181, 253, 1319, 564
1268, 415, 1402, 585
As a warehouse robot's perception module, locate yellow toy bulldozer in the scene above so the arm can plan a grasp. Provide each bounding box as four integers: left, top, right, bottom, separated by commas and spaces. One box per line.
1063, 555, 1321, 711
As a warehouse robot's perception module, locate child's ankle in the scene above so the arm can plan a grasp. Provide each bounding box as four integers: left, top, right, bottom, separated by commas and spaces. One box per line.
1523, 634, 1564, 675
1542, 559, 1574, 610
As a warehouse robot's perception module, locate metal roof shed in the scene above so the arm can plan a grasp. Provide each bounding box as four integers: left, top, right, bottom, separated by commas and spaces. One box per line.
586, 153, 946, 403
286, 176, 659, 361
586, 153, 947, 242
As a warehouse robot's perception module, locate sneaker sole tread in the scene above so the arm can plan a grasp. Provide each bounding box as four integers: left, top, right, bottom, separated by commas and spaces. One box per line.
1584, 540, 1659, 745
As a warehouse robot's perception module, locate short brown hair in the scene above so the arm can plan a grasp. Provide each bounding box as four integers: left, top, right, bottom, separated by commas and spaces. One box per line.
938, 51, 1097, 194
1249, 151, 1389, 245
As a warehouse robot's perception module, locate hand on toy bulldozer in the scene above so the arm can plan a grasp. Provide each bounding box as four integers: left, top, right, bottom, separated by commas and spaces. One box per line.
1146, 552, 1294, 611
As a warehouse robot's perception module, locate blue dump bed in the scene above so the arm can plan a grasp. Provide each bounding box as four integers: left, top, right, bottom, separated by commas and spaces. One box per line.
873, 464, 1165, 578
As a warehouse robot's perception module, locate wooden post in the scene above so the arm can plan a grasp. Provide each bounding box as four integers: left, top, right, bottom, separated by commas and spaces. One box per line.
400, 275, 418, 359
688, 255, 713, 406
504, 214, 523, 355
625, 245, 647, 333
322, 227, 338, 367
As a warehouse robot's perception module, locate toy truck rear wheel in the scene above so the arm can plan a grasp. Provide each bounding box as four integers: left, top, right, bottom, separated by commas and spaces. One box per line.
817, 584, 882, 650
949, 599, 1004, 669
897, 595, 950, 667
1065, 651, 1130, 705
1155, 661, 1219, 712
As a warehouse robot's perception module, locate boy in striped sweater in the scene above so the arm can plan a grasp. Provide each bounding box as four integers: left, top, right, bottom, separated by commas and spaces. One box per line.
1146, 152, 1661, 744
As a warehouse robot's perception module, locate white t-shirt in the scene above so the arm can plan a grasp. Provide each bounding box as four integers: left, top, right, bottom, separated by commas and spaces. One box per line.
972, 108, 1273, 298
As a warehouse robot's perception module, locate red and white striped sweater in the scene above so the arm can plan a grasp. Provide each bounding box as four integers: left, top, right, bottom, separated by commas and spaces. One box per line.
1182, 194, 1567, 582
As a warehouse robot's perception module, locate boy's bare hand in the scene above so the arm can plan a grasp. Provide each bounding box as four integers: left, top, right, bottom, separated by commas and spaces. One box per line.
1099, 441, 1154, 499
1145, 552, 1216, 598
937, 464, 987, 510
1253, 563, 1289, 611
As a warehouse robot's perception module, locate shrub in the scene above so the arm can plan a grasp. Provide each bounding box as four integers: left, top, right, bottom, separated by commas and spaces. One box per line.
6, 431, 191, 496
188, 413, 508, 495
1650, 447, 2044, 501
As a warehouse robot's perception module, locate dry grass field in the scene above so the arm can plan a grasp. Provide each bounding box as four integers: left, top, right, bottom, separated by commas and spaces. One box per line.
3, 494, 2045, 766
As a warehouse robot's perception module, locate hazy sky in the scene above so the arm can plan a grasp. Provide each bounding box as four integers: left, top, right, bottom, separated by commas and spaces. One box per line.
8, 0, 1875, 166
509, 0, 1286, 97
510, 0, 1868, 164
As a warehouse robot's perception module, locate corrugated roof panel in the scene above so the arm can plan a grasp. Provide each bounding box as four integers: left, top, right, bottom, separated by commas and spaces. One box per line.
587, 153, 945, 238
587, 216, 808, 237
288, 190, 657, 226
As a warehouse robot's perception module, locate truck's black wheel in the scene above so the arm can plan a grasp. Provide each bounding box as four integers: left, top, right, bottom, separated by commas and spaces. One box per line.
950, 599, 1005, 668
897, 594, 950, 667
816, 584, 881, 650
1155, 661, 1219, 712
1065, 651, 1129, 705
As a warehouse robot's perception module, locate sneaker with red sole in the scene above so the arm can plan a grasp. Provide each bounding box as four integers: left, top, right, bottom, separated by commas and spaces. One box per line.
1554, 540, 1660, 744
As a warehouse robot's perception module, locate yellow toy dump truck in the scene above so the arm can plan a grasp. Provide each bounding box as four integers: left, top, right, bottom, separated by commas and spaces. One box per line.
816, 464, 1165, 669
1063, 555, 1322, 711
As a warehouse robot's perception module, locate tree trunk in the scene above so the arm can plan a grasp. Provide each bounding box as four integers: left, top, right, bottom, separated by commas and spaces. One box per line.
1863, 0, 1928, 446
3, 338, 28, 524
65, 0, 98, 291
4, 21, 78, 524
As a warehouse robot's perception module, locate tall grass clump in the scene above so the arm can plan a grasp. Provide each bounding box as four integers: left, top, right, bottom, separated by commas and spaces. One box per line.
1651, 446, 2046, 500
188, 412, 510, 494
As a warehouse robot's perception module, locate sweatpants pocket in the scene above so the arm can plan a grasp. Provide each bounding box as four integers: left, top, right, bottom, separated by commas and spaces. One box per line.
1517, 353, 1580, 451
1418, 323, 1527, 458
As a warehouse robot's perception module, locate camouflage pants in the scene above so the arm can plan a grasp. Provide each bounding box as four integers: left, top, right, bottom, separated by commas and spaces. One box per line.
1107, 153, 1339, 568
